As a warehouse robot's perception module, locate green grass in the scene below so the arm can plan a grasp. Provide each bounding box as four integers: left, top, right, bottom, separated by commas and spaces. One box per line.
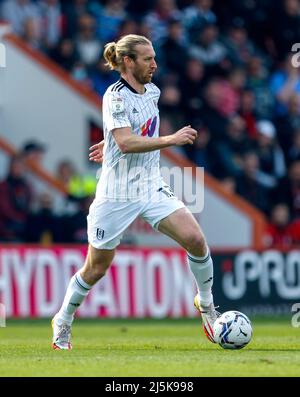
0, 317, 299, 377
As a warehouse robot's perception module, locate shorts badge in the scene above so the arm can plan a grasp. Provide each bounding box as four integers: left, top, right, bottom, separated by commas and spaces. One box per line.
96, 228, 105, 240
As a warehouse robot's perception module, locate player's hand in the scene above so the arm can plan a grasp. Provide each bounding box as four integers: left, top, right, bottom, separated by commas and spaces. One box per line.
89, 140, 104, 163
172, 125, 198, 146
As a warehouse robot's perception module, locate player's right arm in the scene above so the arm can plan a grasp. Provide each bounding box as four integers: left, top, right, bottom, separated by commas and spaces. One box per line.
112, 125, 197, 154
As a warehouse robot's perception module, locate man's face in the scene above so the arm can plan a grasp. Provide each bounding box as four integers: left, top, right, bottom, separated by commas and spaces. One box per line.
130, 45, 157, 84
10, 158, 25, 179
290, 162, 300, 183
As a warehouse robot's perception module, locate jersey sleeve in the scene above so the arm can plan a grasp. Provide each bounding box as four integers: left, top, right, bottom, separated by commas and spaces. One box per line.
104, 91, 131, 132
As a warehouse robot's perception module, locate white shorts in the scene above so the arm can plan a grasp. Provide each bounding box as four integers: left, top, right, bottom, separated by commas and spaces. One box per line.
87, 187, 185, 249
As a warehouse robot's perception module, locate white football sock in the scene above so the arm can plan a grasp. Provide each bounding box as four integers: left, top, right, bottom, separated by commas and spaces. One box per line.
56, 272, 92, 326
187, 248, 214, 307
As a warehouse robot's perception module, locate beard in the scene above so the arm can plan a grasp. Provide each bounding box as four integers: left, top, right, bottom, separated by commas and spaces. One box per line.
133, 68, 152, 85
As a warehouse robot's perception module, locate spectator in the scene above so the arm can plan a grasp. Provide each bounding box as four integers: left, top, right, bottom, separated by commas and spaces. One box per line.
116, 18, 139, 39
215, 68, 246, 117
56, 159, 75, 188
0, 0, 41, 36
50, 37, 79, 71
56, 159, 96, 200
287, 129, 300, 165
179, 58, 205, 121
183, 0, 217, 43
222, 20, 258, 66
138, 18, 152, 39
75, 14, 102, 68
39, 0, 63, 51
263, 203, 300, 247
184, 123, 217, 174
219, 175, 237, 194
159, 115, 186, 158
143, 0, 182, 46
270, 54, 300, 116
274, 159, 300, 219
22, 16, 42, 50
268, 0, 300, 61
215, 115, 252, 177
159, 115, 175, 137
246, 56, 274, 119
89, 57, 118, 97
254, 120, 286, 188
214, 0, 270, 46
200, 78, 228, 141
159, 82, 184, 129
236, 151, 270, 213
239, 89, 258, 139
286, 93, 300, 129
188, 23, 227, 68
63, 0, 91, 38
0, 155, 32, 241
25, 192, 62, 243
160, 18, 188, 77
20, 140, 47, 211
93, 0, 127, 43
71, 61, 92, 88
275, 94, 300, 158
126, 0, 153, 20
21, 140, 46, 166
63, 195, 94, 243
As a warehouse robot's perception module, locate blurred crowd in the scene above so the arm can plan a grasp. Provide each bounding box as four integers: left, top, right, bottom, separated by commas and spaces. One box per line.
0, 141, 96, 244
1, 0, 300, 247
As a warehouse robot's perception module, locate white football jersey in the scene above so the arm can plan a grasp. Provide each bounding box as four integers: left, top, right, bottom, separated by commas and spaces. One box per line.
96, 78, 163, 200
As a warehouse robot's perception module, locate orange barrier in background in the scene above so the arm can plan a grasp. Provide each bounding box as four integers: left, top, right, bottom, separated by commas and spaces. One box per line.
0, 135, 68, 195
6, 34, 101, 109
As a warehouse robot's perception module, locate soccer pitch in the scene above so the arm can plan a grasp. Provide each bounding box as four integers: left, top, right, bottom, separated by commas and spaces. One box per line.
0, 317, 299, 377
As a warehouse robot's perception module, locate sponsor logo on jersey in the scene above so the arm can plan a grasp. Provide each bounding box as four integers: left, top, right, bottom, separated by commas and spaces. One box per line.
141, 116, 157, 137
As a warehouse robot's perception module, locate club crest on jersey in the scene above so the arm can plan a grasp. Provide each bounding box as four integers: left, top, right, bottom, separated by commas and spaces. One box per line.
141, 116, 157, 137
96, 228, 105, 240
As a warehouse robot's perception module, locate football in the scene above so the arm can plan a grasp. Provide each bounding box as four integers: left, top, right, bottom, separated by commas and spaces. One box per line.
213, 311, 252, 350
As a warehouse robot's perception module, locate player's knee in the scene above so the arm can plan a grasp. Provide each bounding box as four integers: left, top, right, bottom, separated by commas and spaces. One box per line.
186, 232, 207, 256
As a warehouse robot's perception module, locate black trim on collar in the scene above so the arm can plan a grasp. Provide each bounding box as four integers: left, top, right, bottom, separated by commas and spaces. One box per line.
112, 81, 124, 91
120, 78, 146, 94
